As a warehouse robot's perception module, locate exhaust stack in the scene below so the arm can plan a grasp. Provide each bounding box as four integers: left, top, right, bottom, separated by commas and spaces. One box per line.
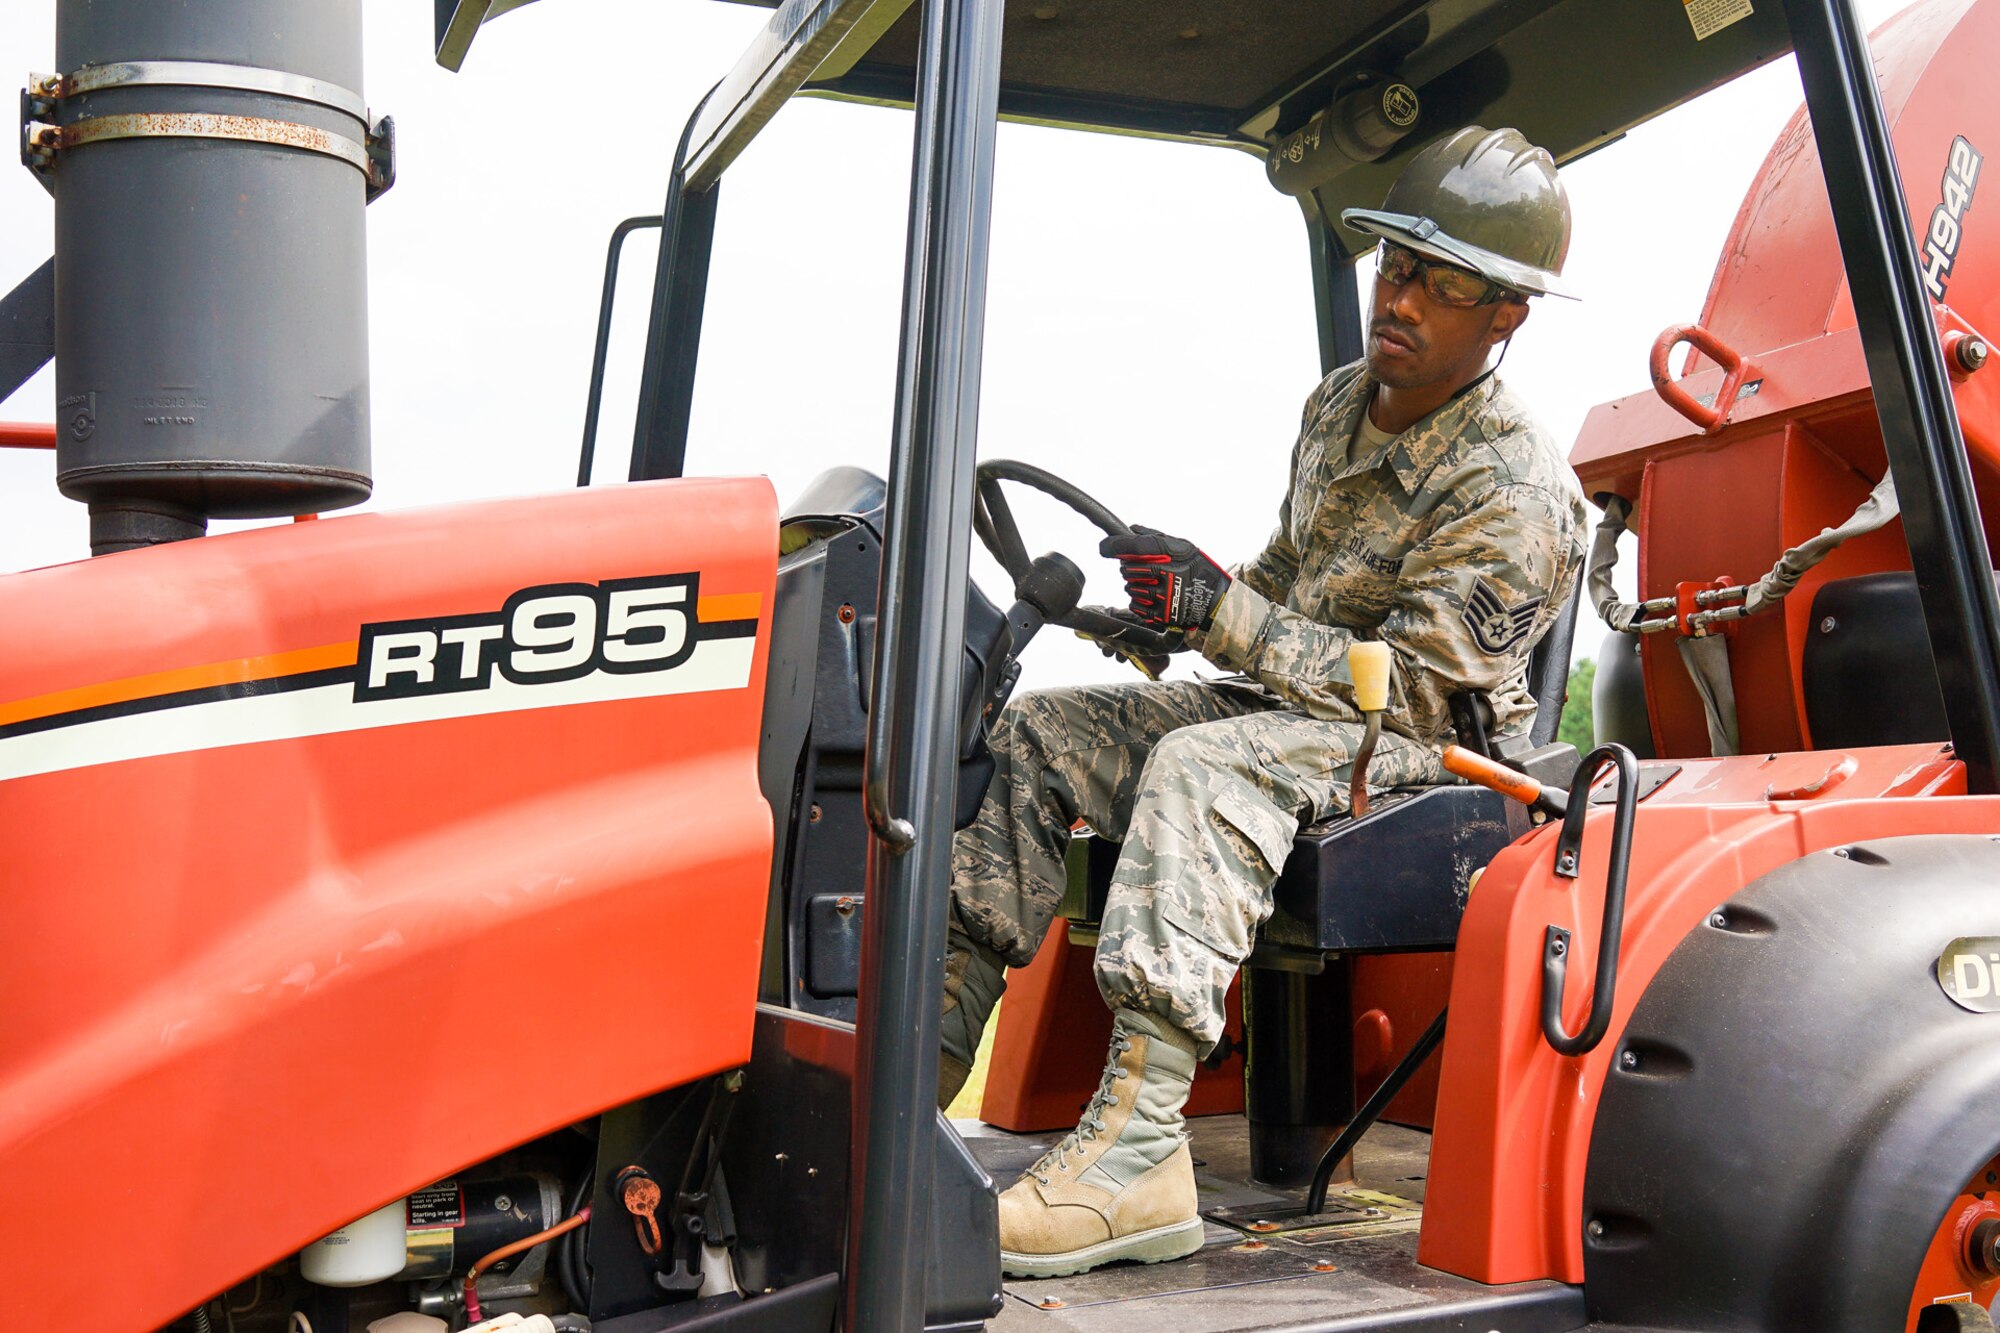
25, 0, 389, 554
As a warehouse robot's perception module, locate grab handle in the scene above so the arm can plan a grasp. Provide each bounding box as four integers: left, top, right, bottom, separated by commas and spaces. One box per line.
1540, 744, 1639, 1058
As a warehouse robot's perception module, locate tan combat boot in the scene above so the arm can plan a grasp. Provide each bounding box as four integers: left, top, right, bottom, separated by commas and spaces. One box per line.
939, 929, 1007, 1110
996, 1008, 1204, 1277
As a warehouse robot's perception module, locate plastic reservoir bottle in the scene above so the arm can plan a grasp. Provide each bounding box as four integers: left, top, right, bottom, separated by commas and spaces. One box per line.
301, 1198, 407, 1287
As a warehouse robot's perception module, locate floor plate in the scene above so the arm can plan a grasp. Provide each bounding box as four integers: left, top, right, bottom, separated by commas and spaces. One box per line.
956, 1115, 1583, 1332
1203, 1192, 1411, 1238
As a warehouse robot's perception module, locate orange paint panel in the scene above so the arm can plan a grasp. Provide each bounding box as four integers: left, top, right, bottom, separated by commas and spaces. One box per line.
1419, 743, 1992, 1285
1351, 952, 1454, 1128
0, 476, 780, 1330
1634, 430, 1798, 758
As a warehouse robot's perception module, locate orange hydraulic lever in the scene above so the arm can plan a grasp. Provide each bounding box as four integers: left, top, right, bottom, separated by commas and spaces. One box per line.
1442, 744, 1568, 817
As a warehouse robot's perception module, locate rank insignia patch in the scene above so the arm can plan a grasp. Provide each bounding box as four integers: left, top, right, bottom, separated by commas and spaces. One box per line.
1463, 580, 1543, 654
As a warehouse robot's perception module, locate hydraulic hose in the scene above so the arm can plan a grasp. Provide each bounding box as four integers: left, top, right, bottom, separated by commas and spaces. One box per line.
464, 1207, 592, 1323
556, 1168, 593, 1314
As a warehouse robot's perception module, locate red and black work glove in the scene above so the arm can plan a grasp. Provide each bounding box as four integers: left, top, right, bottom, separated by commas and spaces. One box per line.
1098, 526, 1232, 633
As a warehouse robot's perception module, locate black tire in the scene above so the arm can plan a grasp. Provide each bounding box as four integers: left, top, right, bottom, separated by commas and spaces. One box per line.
1582, 833, 2000, 1331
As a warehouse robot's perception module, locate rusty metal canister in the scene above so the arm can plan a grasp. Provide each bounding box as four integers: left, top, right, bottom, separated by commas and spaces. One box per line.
48, 0, 375, 550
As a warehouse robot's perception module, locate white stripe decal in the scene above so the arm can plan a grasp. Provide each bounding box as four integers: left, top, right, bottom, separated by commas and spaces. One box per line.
0, 636, 757, 783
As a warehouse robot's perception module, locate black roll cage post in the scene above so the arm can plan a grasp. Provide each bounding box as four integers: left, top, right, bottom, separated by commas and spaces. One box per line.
614, 0, 1009, 1326
845, 0, 1005, 1324
600, 0, 2000, 1323
1305, 211, 1368, 376
627, 88, 723, 486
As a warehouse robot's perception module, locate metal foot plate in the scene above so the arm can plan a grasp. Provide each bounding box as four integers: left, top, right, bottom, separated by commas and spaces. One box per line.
1203, 1195, 1388, 1236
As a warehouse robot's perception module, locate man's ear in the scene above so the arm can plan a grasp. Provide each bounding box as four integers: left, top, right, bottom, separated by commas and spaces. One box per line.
1487, 299, 1531, 347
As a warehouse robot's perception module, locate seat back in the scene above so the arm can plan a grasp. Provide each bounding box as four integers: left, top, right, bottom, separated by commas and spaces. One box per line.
1525, 584, 1582, 746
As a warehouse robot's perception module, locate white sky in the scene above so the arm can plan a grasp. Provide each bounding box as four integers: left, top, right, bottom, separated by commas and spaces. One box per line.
0, 0, 1913, 689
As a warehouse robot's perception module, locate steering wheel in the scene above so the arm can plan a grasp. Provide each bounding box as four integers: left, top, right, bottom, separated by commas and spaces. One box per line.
971, 459, 1187, 668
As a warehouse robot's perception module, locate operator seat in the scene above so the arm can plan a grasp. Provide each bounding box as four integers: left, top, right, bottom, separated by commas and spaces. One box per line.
1266, 584, 1577, 950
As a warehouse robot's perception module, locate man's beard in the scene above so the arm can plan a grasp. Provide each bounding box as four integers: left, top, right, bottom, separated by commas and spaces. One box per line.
1367, 318, 1430, 387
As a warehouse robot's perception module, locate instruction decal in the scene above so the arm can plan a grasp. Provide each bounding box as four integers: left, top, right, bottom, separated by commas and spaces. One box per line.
1684, 0, 1753, 40
1923, 136, 1983, 301
408, 1181, 467, 1229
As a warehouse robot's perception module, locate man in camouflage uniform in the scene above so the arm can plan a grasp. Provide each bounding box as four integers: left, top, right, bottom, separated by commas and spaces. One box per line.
940, 126, 1592, 1278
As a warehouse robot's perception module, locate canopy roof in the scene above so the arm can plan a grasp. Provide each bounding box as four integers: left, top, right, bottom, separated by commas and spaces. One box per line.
441, 0, 1799, 256
748, 0, 1794, 253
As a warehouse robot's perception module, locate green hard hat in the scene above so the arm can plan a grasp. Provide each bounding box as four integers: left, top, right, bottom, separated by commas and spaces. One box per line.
1341, 126, 1576, 300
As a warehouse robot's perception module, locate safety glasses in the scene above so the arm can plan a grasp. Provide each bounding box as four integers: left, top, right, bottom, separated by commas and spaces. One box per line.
1375, 241, 1519, 308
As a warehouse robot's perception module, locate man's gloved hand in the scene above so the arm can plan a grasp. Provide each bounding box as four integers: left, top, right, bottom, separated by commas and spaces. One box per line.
1098, 526, 1232, 633
1079, 607, 1184, 681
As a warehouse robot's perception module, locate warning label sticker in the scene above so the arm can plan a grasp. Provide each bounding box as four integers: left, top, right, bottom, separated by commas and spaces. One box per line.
1685, 0, 1754, 39
408, 1181, 466, 1229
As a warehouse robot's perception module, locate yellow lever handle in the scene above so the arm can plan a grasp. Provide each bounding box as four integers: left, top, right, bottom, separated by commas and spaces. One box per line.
1350, 641, 1392, 713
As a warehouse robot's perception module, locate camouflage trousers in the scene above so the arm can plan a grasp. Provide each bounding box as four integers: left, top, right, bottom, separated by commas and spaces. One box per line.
949, 678, 1440, 1054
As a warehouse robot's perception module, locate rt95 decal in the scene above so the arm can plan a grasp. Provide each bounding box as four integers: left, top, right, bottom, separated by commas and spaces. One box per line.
356, 575, 704, 702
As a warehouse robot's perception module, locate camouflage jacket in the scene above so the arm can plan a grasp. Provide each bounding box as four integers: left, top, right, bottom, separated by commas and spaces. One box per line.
1200, 361, 1589, 743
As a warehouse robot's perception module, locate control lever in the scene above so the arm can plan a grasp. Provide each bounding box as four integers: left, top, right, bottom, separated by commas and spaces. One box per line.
1447, 690, 1497, 759
655, 1071, 743, 1296
981, 551, 1085, 715
1441, 745, 1569, 818
1347, 642, 1392, 817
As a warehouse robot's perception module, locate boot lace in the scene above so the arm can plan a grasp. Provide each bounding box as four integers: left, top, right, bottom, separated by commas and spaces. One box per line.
1028, 1035, 1132, 1186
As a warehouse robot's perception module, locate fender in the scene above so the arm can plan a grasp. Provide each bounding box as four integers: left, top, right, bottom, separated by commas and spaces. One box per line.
1418, 742, 1988, 1284
0, 478, 778, 1330
1583, 833, 2000, 1330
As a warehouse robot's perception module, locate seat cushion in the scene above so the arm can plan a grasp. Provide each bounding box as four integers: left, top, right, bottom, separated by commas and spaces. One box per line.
1062, 785, 1525, 956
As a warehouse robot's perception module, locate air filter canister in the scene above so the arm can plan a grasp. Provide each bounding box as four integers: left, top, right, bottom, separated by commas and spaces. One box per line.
39, 0, 385, 551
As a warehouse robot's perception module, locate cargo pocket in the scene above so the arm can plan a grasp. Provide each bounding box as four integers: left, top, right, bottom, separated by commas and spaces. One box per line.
1157, 779, 1299, 964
